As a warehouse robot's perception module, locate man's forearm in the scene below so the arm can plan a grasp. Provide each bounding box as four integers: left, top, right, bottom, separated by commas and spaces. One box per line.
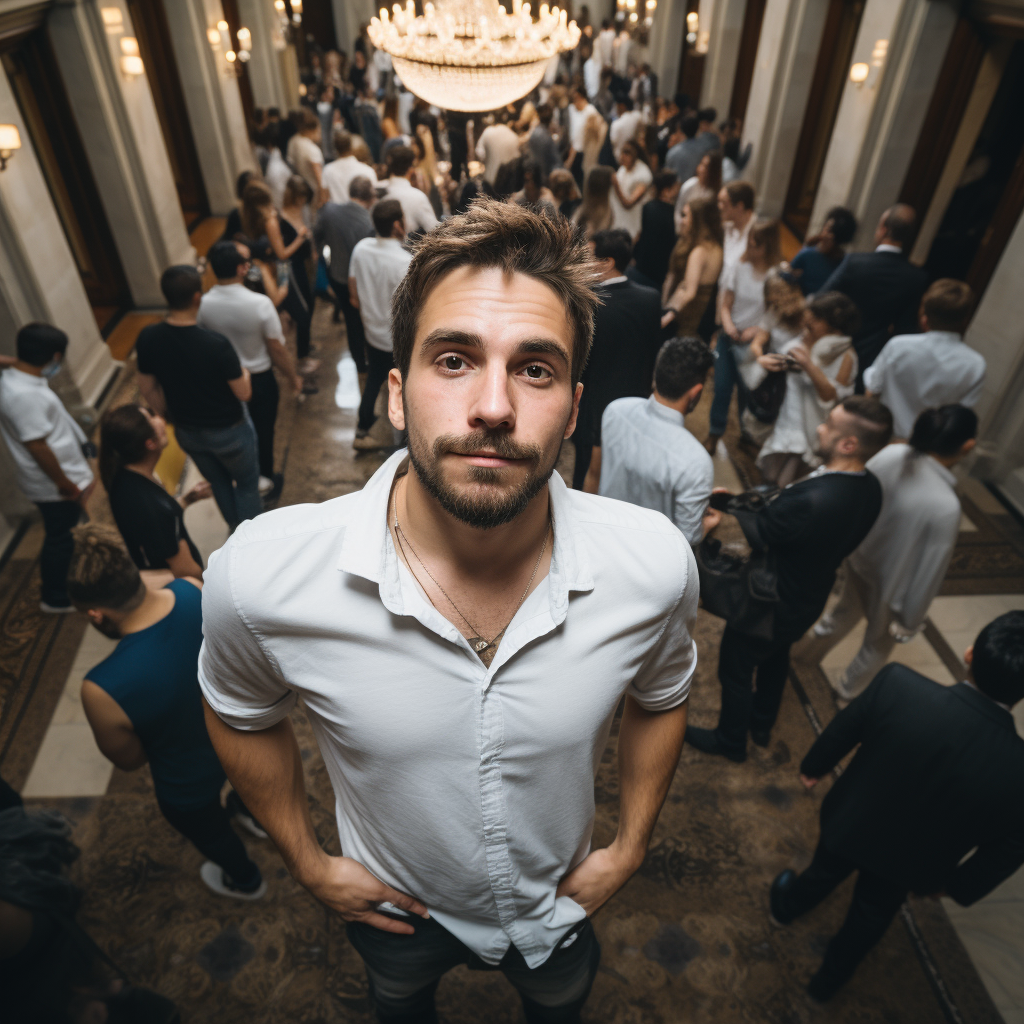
614, 694, 688, 867
202, 701, 325, 882
25, 440, 77, 494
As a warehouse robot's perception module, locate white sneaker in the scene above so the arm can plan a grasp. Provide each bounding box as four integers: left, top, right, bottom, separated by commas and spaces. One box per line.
199, 861, 267, 900
233, 812, 269, 840
39, 601, 76, 614
258, 475, 274, 495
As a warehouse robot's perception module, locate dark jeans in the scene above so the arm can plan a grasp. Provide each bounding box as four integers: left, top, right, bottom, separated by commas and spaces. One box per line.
158, 793, 262, 891
358, 345, 394, 433
716, 624, 792, 753
280, 287, 312, 360
709, 332, 747, 437
36, 500, 82, 606
569, 151, 584, 191
248, 370, 279, 479
774, 843, 907, 989
333, 279, 367, 371
346, 915, 600, 1024
174, 415, 261, 530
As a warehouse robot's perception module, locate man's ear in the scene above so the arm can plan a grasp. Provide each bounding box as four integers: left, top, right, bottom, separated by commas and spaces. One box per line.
563, 382, 584, 439
387, 368, 406, 431
86, 609, 103, 625
963, 646, 973, 669
837, 434, 859, 456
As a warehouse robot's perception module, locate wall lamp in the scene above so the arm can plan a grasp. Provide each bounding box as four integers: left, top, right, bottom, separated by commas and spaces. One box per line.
0, 124, 22, 171
850, 39, 888, 88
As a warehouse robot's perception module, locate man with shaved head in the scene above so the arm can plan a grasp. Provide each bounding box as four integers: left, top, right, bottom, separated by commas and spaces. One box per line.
821, 204, 928, 386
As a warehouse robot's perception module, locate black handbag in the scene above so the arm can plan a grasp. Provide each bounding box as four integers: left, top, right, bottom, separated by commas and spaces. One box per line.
696, 488, 780, 641
746, 369, 787, 424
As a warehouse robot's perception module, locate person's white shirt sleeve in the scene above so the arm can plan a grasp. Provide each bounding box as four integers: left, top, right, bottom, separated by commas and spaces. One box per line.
259, 294, 286, 343
409, 187, 439, 232
625, 537, 698, 710
199, 538, 298, 730
673, 460, 714, 549
720, 261, 738, 295
861, 345, 889, 395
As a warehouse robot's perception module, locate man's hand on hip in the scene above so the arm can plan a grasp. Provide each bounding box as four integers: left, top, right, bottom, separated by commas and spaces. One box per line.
555, 843, 641, 918
300, 853, 430, 934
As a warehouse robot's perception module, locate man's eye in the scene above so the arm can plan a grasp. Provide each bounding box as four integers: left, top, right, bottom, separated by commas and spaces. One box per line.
443, 355, 464, 371
524, 365, 550, 379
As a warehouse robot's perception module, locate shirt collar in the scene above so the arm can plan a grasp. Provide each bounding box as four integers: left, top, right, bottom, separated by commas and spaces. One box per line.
925, 330, 963, 344
875, 244, 902, 254
336, 449, 594, 618
924, 454, 958, 488
8, 367, 46, 387
646, 393, 684, 426
599, 275, 628, 286
387, 176, 412, 190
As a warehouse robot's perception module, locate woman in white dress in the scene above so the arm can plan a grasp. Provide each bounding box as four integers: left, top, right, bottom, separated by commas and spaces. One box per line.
756, 290, 861, 487
674, 151, 723, 233
610, 140, 653, 239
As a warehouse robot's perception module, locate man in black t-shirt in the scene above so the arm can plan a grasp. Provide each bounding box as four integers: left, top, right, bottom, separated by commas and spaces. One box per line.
136, 266, 261, 531
630, 169, 680, 290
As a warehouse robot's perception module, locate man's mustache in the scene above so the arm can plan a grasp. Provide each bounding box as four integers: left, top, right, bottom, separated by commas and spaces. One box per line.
433, 431, 543, 462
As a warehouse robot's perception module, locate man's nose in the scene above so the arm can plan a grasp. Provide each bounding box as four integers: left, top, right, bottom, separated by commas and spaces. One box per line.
467, 363, 516, 431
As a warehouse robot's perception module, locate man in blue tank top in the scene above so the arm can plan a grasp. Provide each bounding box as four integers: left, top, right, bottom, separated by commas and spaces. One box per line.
68, 525, 266, 900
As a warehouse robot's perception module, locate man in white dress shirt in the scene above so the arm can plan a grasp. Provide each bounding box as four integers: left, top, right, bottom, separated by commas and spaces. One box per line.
199, 201, 697, 1022
383, 145, 439, 238
864, 279, 985, 439
564, 87, 599, 189
797, 404, 977, 700
595, 338, 716, 548
475, 119, 522, 186
322, 130, 379, 205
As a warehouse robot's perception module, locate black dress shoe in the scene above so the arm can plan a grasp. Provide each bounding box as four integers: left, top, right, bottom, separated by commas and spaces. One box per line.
684, 725, 746, 763
751, 729, 771, 748
807, 967, 845, 1003
769, 869, 798, 927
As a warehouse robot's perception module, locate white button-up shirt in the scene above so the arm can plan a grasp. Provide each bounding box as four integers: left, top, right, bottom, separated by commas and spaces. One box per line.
382, 175, 439, 236
199, 451, 698, 967
849, 443, 962, 630
862, 330, 986, 439
599, 395, 714, 548
348, 236, 413, 352
198, 283, 284, 375
323, 155, 379, 205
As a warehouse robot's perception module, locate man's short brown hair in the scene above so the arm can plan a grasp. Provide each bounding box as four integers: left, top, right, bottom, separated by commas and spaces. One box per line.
921, 278, 974, 333
67, 526, 145, 611
723, 180, 754, 211
391, 199, 598, 384
839, 396, 893, 460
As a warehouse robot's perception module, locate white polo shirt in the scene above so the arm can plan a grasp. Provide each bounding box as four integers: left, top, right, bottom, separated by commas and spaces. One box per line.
0, 367, 93, 502
198, 283, 284, 375
323, 155, 379, 205
348, 236, 412, 352
383, 175, 439, 235
199, 450, 697, 968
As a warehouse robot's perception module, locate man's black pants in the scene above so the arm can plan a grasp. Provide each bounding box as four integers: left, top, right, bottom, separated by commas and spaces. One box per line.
358, 345, 394, 433
716, 624, 792, 753
332, 280, 367, 371
775, 843, 907, 989
248, 369, 279, 479
158, 794, 262, 891
36, 500, 83, 607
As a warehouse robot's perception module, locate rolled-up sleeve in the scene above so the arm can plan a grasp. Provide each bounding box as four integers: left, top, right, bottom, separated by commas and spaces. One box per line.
199, 538, 297, 730
627, 538, 699, 710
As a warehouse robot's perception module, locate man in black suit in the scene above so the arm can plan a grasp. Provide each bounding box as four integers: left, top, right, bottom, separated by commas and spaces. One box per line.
820, 204, 928, 384
571, 229, 662, 489
771, 611, 1024, 1000
687, 395, 891, 760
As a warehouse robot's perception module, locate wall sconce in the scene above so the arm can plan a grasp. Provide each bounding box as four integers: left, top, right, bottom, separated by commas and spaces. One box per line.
686, 11, 698, 31
290, 0, 302, 23
120, 54, 144, 76
849, 62, 869, 85
0, 124, 22, 171
275, 0, 286, 9
100, 7, 123, 33
629, 11, 638, 21
646, 0, 656, 9
207, 27, 221, 46
119, 36, 139, 56
225, 50, 237, 64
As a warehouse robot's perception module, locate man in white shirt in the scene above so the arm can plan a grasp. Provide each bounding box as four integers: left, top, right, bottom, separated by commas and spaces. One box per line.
596, 19, 616, 67
864, 279, 985, 439
200, 200, 697, 1022
475, 119, 522, 186
198, 243, 301, 497
594, 338, 716, 548
382, 145, 439, 238
286, 109, 326, 203
564, 87, 598, 188
0, 323, 95, 611
322, 130, 379, 205
348, 199, 413, 449
609, 96, 642, 161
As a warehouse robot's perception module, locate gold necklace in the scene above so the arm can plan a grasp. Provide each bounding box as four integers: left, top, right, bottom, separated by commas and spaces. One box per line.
391, 483, 551, 662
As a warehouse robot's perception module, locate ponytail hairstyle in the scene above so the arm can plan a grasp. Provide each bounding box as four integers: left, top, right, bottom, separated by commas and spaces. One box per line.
908, 404, 978, 458
99, 404, 157, 491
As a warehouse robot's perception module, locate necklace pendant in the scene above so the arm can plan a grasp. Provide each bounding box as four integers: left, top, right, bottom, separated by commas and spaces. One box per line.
472, 638, 490, 652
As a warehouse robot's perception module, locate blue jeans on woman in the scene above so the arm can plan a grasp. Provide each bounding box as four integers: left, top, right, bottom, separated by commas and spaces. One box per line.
709, 332, 747, 438
175, 415, 262, 530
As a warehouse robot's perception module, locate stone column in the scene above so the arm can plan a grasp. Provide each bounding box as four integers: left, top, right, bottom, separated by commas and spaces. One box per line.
649, 0, 689, 101
237, 0, 288, 110
0, 72, 115, 409
334, 0, 376, 57
48, 0, 194, 308
807, 0, 959, 244
699, 0, 749, 116
164, 0, 258, 215
740, 0, 830, 217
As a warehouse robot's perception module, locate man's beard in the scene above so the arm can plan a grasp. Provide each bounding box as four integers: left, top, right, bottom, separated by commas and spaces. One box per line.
406, 417, 560, 530
90, 614, 122, 640
814, 436, 836, 463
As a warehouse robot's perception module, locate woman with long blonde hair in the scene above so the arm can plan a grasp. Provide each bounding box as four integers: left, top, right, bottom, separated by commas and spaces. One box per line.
572, 165, 615, 238
661, 196, 724, 336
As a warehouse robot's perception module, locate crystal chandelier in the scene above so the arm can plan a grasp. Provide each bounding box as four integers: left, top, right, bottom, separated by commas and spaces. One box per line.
368, 0, 580, 112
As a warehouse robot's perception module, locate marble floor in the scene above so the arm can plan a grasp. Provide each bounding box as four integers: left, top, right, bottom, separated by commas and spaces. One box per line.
6, 296, 1024, 1022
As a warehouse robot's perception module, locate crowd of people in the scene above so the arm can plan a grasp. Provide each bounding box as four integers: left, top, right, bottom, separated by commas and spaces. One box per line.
0, 15, 1022, 1024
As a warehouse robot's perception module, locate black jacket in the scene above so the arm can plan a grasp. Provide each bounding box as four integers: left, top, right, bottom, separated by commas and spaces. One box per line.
738, 470, 882, 642
578, 278, 662, 446
802, 665, 1024, 903
820, 250, 928, 374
